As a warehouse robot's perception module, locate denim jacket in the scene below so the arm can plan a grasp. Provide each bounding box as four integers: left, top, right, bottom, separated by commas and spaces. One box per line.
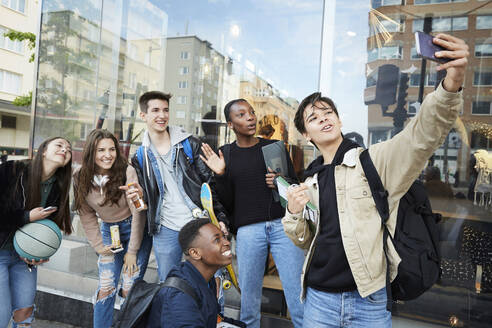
132, 126, 227, 236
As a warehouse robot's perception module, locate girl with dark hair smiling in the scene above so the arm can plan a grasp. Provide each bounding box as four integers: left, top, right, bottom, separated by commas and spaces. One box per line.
73, 129, 151, 328
0, 136, 73, 327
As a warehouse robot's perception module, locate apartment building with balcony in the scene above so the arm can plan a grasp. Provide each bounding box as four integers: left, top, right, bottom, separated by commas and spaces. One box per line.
0, 0, 38, 158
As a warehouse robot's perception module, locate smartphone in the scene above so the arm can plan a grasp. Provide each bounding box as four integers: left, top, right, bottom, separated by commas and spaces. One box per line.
42, 206, 57, 212
110, 247, 124, 254
415, 31, 452, 64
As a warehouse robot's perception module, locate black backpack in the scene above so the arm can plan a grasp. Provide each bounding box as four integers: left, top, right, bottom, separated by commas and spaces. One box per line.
360, 150, 442, 311
113, 277, 199, 328
113, 277, 246, 328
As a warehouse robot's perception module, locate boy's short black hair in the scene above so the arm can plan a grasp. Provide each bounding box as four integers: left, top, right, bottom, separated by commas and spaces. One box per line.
223, 98, 248, 122
178, 218, 211, 255
294, 92, 338, 134
138, 91, 172, 113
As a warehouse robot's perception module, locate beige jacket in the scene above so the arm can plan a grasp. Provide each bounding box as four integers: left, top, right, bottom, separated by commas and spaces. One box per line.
282, 83, 463, 301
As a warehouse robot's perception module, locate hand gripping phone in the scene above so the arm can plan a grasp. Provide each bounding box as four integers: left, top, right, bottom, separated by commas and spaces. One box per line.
415, 31, 452, 64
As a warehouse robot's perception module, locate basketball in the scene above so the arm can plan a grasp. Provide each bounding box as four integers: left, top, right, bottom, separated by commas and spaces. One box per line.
13, 219, 63, 261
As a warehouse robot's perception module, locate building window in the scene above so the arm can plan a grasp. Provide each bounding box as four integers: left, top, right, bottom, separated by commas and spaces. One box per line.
472, 101, 492, 115
47, 45, 55, 56
410, 73, 421, 86
477, 16, 492, 30
80, 123, 92, 140
370, 129, 391, 145
128, 72, 136, 89
127, 43, 138, 60
180, 51, 189, 59
451, 17, 468, 30
371, 0, 402, 8
178, 81, 188, 89
474, 71, 492, 86
471, 131, 492, 149
410, 47, 421, 59
366, 70, 378, 87
409, 73, 437, 87
0, 26, 24, 53
1, 0, 26, 13
407, 101, 421, 115
180, 66, 189, 75
176, 95, 187, 104
0, 69, 21, 94
413, 17, 467, 32
414, 0, 467, 4
176, 110, 186, 119
1, 115, 16, 129
367, 45, 402, 62
475, 43, 492, 57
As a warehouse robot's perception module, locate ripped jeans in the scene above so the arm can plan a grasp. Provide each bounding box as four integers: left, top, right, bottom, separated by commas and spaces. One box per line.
94, 218, 151, 328
0, 249, 37, 328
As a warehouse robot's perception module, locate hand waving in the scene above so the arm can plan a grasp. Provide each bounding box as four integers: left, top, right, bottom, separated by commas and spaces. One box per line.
200, 143, 226, 176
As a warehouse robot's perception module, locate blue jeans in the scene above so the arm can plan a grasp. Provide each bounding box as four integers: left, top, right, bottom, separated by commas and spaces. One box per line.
152, 224, 183, 282
236, 218, 305, 328
94, 218, 152, 328
0, 249, 37, 328
303, 287, 392, 328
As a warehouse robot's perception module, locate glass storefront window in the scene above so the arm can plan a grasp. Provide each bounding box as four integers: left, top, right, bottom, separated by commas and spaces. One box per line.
27, 0, 492, 326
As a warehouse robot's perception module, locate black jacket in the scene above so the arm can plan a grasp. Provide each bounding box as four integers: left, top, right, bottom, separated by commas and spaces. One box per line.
131, 128, 228, 236
0, 160, 62, 248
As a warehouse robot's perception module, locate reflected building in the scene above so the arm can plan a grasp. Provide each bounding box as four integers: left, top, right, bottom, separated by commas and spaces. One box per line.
240, 74, 303, 146
365, 0, 492, 186
33, 0, 167, 161
163, 35, 228, 144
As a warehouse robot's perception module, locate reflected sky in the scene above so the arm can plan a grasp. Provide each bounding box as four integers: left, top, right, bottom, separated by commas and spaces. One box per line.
151, 0, 323, 101
330, 1, 371, 141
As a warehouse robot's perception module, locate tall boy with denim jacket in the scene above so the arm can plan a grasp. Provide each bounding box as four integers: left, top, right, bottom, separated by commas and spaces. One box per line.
129, 91, 228, 281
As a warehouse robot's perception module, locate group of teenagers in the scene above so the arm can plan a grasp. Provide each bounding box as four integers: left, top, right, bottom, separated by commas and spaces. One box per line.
0, 33, 469, 328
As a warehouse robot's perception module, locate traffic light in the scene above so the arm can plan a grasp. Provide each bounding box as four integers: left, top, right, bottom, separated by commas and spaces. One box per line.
397, 72, 409, 109
374, 64, 399, 107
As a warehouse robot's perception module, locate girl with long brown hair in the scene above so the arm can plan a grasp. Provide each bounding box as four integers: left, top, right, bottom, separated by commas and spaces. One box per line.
73, 129, 151, 328
0, 137, 73, 327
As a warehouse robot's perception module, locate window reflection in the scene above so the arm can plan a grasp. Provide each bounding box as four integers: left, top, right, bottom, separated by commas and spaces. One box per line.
365, 1, 492, 326
27, 0, 492, 325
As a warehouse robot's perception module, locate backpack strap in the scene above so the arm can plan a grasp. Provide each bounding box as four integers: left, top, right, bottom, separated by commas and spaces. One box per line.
359, 149, 393, 311
162, 276, 200, 306
181, 138, 194, 164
